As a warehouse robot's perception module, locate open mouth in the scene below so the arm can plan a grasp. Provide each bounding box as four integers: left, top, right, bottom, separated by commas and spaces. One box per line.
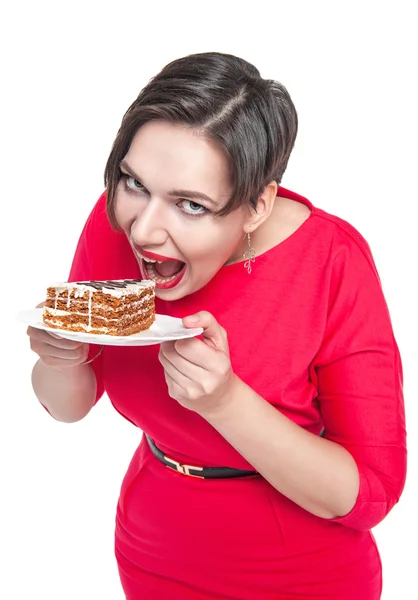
143, 259, 186, 284
134, 247, 187, 289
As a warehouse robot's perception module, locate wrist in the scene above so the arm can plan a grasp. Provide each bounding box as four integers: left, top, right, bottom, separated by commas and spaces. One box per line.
200, 374, 244, 424
42, 344, 104, 371
82, 344, 104, 365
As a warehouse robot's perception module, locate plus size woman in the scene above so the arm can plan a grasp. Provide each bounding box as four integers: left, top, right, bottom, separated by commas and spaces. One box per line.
28, 52, 407, 599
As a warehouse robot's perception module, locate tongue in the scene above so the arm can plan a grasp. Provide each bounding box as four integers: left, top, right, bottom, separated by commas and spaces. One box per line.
153, 260, 184, 278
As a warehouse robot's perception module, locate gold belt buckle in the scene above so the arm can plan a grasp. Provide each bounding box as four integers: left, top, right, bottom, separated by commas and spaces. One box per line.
164, 455, 204, 479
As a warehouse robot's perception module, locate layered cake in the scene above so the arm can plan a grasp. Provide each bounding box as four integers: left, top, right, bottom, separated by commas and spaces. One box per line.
42, 279, 156, 336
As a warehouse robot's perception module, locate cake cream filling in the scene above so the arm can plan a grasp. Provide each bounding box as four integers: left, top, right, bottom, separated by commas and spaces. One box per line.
45, 285, 155, 332
44, 308, 154, 333
44, 307, 153, 319
45, 320, 110, 332
44, 319, 151, 333
46, 297, 154, 311
50, 280, 155, 298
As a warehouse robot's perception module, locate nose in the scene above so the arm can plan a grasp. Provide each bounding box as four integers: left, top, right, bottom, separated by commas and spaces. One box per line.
130, 197, 169, 247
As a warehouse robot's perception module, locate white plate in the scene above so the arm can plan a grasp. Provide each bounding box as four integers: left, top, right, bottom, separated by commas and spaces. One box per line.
17, 308, 203, 346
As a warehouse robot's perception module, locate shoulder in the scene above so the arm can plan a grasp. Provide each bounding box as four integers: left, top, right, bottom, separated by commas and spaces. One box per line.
84, 191, 112, 235
311, 205, 379, 277
279, 186, 376, 271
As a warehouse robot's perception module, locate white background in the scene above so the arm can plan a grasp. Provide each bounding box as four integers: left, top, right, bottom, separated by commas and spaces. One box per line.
1, 1, 417, 598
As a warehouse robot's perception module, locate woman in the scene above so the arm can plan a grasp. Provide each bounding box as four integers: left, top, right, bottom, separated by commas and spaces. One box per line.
28, 52, 406, 599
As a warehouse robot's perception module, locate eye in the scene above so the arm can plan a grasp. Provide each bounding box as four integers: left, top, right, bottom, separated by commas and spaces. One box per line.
179, 200, 207, 216
125, 176, 145, 192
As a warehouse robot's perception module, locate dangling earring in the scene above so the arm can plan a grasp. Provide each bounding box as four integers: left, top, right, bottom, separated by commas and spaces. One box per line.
243, 231, 256, 274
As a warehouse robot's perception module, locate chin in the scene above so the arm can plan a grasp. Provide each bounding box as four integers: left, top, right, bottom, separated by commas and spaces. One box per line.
155, 277, 209, 301
155, 287, 185, 301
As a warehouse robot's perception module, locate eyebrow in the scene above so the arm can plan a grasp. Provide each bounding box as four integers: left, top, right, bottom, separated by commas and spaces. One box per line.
120, 160, 219, 207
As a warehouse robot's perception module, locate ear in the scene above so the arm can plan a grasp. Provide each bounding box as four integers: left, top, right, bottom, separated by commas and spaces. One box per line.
243, 181, 278, 233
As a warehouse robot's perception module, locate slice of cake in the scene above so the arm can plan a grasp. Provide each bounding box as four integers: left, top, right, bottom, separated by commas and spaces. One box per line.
42, 279, 156, 336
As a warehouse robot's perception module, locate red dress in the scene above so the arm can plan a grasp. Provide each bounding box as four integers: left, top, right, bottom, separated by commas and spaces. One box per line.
69, 188, 406, 599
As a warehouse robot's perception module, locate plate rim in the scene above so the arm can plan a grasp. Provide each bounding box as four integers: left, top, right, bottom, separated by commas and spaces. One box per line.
16, 308, 203, 345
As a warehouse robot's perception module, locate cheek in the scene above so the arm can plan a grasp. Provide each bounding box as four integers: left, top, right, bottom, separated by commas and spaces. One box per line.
186, 229, 241, 269
114, 192, 138, 231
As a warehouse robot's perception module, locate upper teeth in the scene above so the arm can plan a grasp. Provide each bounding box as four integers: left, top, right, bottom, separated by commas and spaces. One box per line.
143, 257, 162, 264
136, 251, 163, 264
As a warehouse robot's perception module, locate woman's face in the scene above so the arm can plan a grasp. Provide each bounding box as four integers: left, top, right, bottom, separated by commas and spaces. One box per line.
115, 120, 250, 300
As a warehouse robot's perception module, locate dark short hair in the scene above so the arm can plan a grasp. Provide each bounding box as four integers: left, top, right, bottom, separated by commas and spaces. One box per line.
104, 52, 298, 228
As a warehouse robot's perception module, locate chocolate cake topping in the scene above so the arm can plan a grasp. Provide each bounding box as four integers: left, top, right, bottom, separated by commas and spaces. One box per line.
75, 279, 143, 290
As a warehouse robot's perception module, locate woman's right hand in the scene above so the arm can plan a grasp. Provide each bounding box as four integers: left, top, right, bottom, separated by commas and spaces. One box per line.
27, 301, 89, 369
27, 326, 90, 369
28, 325, 90, 369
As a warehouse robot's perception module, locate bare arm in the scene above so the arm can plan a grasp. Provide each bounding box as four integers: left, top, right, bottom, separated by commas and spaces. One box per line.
161, 313, 360, 521
28, 326, 99, 423
31, 358, 97, 423
204, 376, 359, 520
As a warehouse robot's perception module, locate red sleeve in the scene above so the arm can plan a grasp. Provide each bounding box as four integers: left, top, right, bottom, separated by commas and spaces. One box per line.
313, 230, 407, 531
67, 197, 106, 405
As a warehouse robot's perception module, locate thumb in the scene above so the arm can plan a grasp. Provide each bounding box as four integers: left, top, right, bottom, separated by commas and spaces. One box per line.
183, 311, 228, 352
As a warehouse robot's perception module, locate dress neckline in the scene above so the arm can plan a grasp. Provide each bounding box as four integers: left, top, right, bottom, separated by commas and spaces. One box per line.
221, 185, 317, 272
156, 186, 318, 310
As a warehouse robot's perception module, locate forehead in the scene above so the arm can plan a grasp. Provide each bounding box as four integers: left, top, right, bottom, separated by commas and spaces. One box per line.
125, 121, 231, 198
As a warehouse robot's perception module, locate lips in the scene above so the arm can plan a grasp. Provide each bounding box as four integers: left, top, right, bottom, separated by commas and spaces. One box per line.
133, 245, 179, 263
132, 243, 187, 290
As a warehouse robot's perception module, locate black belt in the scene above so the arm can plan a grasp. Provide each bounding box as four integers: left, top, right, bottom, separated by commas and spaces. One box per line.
145, 434, 258, 479
146, 428, 325, 480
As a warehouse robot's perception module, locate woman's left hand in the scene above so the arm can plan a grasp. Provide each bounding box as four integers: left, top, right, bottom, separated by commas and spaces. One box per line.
158, 311, 238, 418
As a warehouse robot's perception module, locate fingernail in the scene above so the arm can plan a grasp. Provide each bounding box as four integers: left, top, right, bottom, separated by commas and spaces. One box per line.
184, 315, 199, 322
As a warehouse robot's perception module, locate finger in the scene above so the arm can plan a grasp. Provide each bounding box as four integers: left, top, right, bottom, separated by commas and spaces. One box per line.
172, 337, 218, 371
27, 327, 87, 349
40, 354, 89, 369
161, 336, 226, 375
159, 348, 193, 389
159, 342, 205, 379
31, 339, 89, 361
164, 372, 188, 402
182, 311, 228, 352
48, 331, 70, 340
160, 338, 201, 368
